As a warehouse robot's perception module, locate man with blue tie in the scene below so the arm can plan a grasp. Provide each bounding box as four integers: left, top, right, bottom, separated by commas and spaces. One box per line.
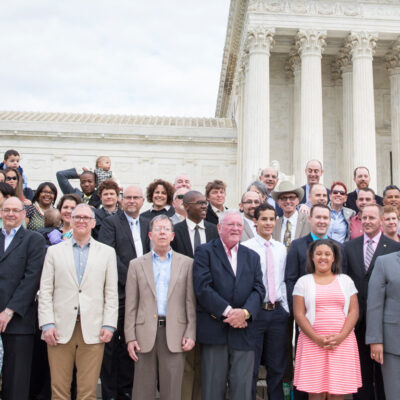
243, 203, 289, 400
193, 210, 265, 400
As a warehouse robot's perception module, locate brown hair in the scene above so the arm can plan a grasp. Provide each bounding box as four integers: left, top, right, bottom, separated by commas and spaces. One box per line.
56, 193, 82, 212
146, 179, 174, 205
305, 239, 342, 274
205, 180, 226, 198
383, 205, 399, 218
4, 168, 24, 200
97, 179, 120, 197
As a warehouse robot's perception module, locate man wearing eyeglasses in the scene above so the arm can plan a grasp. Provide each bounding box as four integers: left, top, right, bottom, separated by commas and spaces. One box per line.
125, 214, 196, 400
171, 190, 219, 400
97, 185, 151, 400
38, 203, 118, 399
0, 196, 46, 400
239, 191, 262, 242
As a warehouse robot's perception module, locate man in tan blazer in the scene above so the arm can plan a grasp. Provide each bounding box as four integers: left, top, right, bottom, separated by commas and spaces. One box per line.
39, 203, 118, 400
125, 214, 196, 400
272, 181, 311, 248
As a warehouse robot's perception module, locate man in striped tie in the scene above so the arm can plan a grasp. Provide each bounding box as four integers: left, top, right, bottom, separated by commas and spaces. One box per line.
343, 203, 400, 400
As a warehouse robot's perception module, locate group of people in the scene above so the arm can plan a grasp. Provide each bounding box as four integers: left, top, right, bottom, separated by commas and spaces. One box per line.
0, 149, 400, 400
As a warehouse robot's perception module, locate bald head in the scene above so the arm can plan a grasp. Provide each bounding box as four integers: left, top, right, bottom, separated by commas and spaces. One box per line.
309, 184, 328, 206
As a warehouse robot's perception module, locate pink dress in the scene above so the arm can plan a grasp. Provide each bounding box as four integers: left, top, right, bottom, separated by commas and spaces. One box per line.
294, 277, 362, 394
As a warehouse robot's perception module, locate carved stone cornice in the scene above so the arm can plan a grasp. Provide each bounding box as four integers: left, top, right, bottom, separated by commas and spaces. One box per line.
245, 26, 275, 55
385, 38, 400, 74
296, 30, 327, 57
346, 32, 378, 59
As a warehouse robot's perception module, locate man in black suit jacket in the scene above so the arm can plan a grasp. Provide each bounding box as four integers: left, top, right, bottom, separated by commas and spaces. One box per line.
56, 167, 101, 208
345, 166, 383, 213
171, 191, 219, 400
0, 197, 46, 400
97, 185, 150, 400
193, 210, 265, 400
343, 204, 400, 400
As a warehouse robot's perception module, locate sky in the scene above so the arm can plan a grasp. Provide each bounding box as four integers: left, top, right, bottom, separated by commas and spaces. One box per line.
0, 1, 230, 117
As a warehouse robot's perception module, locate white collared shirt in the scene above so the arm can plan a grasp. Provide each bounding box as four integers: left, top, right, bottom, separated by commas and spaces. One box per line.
280, 211, 299, 243
124, 212, 143, 257
242, 234, 288, 312
186, 218, 206, 251
211, 204, 224, 221
1, 225, 21, 251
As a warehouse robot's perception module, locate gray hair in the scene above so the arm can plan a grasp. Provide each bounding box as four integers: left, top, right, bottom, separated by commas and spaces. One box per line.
149, 214, 174, 232
247, 181, 268, 197
71, 203, 95, 218
219, 209, 244, 225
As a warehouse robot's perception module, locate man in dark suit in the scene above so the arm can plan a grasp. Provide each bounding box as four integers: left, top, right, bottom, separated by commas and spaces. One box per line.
193, 210, 265, 400
204, 180, 227, 225
56, 167, 101, 208
98, 185, 150, 400
171, 190, 219, 400
343, 203, 400, 400
0, 197, 46, 400
345, 166, 383, 213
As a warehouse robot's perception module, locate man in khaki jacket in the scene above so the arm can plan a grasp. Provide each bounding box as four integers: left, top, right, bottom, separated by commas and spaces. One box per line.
125, 214, 196, 400
39, 203, 118, 399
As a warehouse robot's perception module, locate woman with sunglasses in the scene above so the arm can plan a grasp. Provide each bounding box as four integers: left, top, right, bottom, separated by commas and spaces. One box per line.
327, 181, 356, 243
4, 168, 31, 206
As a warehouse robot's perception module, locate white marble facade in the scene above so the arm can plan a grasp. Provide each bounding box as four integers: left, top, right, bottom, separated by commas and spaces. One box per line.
1, 0, 400, 203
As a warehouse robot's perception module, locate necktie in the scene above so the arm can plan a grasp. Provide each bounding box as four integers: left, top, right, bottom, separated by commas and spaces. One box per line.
194, 225, 201, 251
283, 220, 292, 251
364, 239, 374, 271
264, 242, 276, 304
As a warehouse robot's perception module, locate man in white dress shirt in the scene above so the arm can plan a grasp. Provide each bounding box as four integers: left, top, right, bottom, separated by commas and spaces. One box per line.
239, 191, 262, 242
243, 203, 288, 400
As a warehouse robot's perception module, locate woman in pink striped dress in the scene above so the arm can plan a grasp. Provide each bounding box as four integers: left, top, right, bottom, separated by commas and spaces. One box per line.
293, 239, 361, 399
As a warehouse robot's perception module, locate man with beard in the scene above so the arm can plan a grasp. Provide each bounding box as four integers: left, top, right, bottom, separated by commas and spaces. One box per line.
239, 191, 262, 242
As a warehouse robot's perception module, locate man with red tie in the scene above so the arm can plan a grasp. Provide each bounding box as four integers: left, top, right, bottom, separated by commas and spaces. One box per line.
243, 203, 289, 400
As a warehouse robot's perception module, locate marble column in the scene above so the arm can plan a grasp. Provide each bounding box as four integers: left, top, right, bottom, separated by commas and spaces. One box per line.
242, 25, 275, 190
386, 40, 400, 185
296, 30, 327, 175
347, 32, 378, 190
337, 48, 353, 188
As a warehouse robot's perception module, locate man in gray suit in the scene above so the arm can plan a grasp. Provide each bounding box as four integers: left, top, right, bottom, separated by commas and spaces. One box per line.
239, 191, 262, 242
366, 251, 400, 400
272, 181, 311, 249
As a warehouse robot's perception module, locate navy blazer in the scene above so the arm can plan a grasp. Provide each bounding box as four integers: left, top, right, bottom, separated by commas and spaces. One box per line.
98, 212, 150, 301
300, 184, 330, 205
0, 227, 46, 334
285, 233, 343, 313
193, 238, 265, 351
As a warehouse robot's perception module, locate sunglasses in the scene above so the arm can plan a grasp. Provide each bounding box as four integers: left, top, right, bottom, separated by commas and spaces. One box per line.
332, 190, 346, 195
6, 176, 17, 181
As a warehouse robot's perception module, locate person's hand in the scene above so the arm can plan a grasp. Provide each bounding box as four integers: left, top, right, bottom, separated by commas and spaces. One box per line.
325, 333, 345, 349
223, 308, 247, 328
370, 343, 384, 364
313, 335, 330, 349
100, 328, 113, 343
182, 337, 195, 352
127, 341, 141, 362
0, 310, 12, 333
43, 327, 59, 346
298, 204, 310, 215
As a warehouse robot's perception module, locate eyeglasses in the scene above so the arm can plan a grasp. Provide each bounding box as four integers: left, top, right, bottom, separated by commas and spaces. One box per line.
1, 208, 24, 214
123, 196, 143, 201
332, 190, 346, 195
5, 176, 17, 181
279, 195, 297, 202
71, 215, 94, 222
152, 226, 172, 232
242, 200, 261, 205
184, 201, 209, 206
41, 190, 55, 195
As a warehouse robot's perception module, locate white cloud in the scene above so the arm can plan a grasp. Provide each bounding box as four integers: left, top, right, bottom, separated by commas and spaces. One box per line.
0, 0, 230, 117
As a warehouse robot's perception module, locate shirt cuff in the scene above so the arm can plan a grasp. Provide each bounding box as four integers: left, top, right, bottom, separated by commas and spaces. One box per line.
222, 305, 232, 317
102, 325, 115, 333
41, 323, 56, 332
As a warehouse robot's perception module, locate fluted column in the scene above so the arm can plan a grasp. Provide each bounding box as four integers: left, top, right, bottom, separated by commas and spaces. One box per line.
242, 26, 275, 190
386, 40, 400, 185
347, 32, 378, 190
296, 30, 326, 173
337, 48, 353, 188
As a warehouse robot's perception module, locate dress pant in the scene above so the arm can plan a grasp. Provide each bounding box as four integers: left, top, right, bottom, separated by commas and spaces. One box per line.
181, 343, 201, 400
132, 325, 185, 400
100, 306, 134, 399
201, 343, 254, 400
1, 333, 34, 400
381, 352, 400, 400
47, 321, 105, 400
251, 305, 289, 400
353, 323, 385, 400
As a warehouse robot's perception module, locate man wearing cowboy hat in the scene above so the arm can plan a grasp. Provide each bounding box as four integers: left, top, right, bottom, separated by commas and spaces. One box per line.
272, 181, 311, 249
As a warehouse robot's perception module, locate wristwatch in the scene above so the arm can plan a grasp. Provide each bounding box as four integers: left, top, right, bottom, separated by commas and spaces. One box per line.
242, 309, 251, 320
4, 309, 14, 318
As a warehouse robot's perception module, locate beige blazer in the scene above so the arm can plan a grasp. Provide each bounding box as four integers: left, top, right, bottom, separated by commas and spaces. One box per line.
38, 239, 118, 344
124, 250, 196, 353
272, 211, 311, 242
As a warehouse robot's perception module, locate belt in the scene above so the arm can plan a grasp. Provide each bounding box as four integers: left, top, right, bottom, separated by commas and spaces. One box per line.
158, 317, 166, 327
262, 301, 281, 311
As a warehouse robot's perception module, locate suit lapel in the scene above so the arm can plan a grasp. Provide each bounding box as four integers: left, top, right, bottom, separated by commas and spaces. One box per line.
142, 252, 157, 297
181, 221, 194, 257
121, 213, 135, 250
80, 240, 97, 287
0, 232, 4, 257
235, 245, 245, 283
167, 252, 183, 299
367, 236, 387, 276
0, 226, 25, 262
214, 239, 236, 279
